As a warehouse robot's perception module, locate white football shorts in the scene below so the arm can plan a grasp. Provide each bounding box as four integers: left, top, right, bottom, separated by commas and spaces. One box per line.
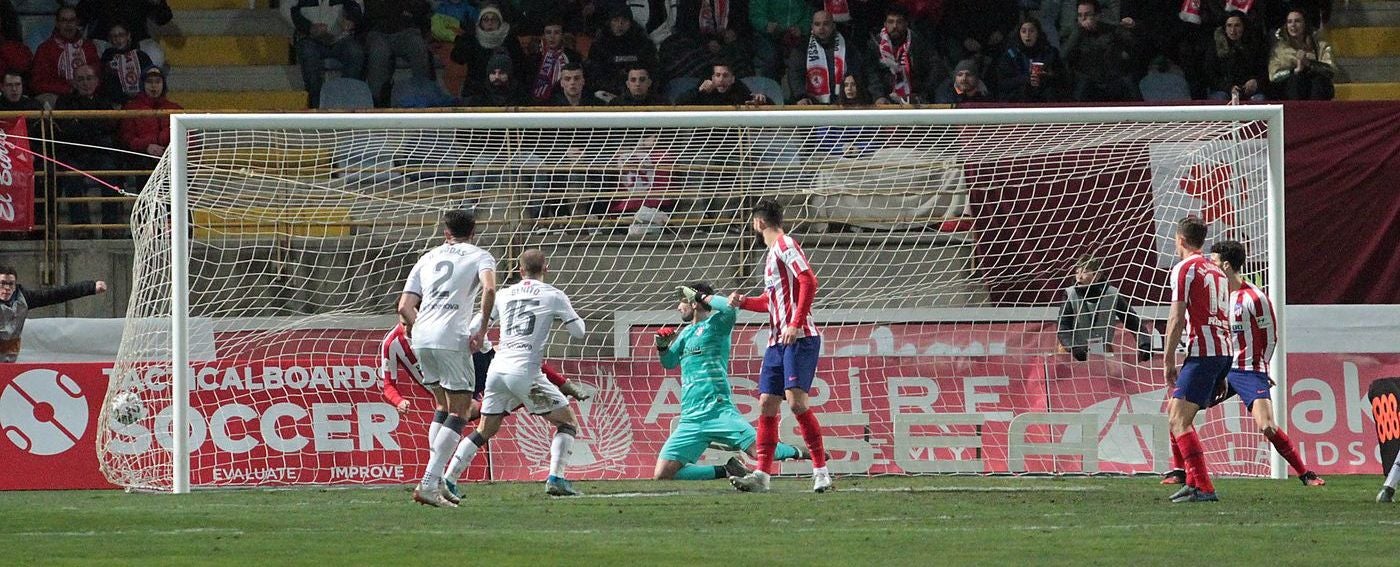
414, 348, 475, 392
480, 369, 569, 415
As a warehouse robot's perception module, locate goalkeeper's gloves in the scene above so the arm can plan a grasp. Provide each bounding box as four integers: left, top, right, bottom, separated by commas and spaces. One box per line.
655, 327, 677, 352
676, 285, 702, 304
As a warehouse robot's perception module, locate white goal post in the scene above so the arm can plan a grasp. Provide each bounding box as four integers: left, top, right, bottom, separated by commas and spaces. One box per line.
105, 106, 1286, 493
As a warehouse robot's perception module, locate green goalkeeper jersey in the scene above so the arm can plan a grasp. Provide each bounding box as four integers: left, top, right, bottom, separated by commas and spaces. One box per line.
659, 296, 739, 422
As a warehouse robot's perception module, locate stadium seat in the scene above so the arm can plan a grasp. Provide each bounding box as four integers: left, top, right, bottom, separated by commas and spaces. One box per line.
742, 76, 785, 106
391, 76, 456, 108
318, 77, 374, 109
665, 77, 700, 104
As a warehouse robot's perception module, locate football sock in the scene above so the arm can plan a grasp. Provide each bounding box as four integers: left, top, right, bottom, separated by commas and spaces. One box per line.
422, 414, 466, 488
549, 428, 575, 479
672, 464, 723, 481
1264, 429, 1307, 476
756, 414, 780, 474
445, 430, 486, 482
1178, 429, 1214, 494
1386, 459, 1400, 490
794, 409, 828, 468
428, 410, 448, 461
1169, 431, 1184, 472
774, 442, 799, 461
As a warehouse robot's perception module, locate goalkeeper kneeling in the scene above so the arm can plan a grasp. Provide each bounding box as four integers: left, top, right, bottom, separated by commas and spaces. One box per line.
653, 283, 810, 482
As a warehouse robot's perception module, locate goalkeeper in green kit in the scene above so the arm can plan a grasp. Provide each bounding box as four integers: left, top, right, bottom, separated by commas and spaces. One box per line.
652, 283, 809, 482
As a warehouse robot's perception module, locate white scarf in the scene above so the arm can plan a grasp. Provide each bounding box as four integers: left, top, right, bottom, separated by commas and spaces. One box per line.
878, 28, 912, 101
805, 33, 846, 103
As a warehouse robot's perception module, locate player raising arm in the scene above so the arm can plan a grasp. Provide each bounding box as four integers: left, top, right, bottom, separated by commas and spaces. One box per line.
1163, 216, 1232, 504
653, 283, 808, 483
1210, 240, 1323, 487
444, 250, 589, 498
729, 199, 832, 493
400, 210, 497, 508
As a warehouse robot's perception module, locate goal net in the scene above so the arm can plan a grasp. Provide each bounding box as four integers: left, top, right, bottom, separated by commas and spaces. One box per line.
98, 108, 1285, 492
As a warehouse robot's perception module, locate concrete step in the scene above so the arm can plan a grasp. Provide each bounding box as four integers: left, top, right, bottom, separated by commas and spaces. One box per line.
177, 89, 307, 110
153, 9, 290, 37
174, 65, 303, 91
159, 35, 290, 66
1333, 1, 1400, 27
1328, 27, 1400, 57
1337, 56, 1400, 82
1334, 81, 1400, 100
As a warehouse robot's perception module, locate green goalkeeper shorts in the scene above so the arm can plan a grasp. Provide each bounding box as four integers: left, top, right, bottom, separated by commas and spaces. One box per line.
658, 411, 757, 465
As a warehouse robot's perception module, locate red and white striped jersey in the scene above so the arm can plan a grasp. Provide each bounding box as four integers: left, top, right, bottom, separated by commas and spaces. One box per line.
762, 234, 820, 345
1169, 253, 1232, 357
1230, 281, 1277, 373
380, 324, 422, 388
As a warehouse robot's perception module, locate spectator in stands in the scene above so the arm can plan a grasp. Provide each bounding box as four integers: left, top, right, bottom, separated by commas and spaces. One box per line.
292, 0, 366, 109
621, 0, 681, 48
32, 7, 101, 104
526, 19, 583, 104
790, 10, 870, 106
1063, 0, 1137, 102
363, 0, 432, 107
611, 64, 667, 105
1268, 8, 1334, 101
1205, 11, 1267, 101
1057, 253, 1152, 362
993, 18, 1066, 102
672, 0, 753, 81
547, 61, 606, 106
0, 11, 31, 79
0, 264, 107, 363
77, 0, 172, 68
1041, 0, 1126, 48
1138, 55, 1191, 101
586, 5, 658, 98
836, 73, 872, 105
507, 0, 596, 36
451, 5, 526, 99
99, 24, 154, 104
940, 0, 1017, 67
870, 6, 945, 105
120, 67, 181, 158
677, 61, 768, 104
933, 59, 989, 103
749, 0, 810, 80
53, 64, 120, 234
465, 52, 526, 106
431, 0, 479, 42
0, 71, 39, 111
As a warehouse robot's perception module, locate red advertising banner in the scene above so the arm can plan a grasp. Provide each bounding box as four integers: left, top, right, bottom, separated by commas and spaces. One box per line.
0, 118, 35, 232
1, 360, 486, 490
2, 351, 1394, 490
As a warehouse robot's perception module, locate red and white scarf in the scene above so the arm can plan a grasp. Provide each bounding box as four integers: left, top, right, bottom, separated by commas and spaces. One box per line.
805, 33, 846, 103
699, 0, 728, 35
877, 28, 912, 101
531, 43, 568, 102
1180, 0, 1254, 24
825, 0, 850, 23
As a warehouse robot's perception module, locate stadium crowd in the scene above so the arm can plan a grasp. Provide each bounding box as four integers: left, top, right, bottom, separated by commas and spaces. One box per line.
284, 0, 1337, 108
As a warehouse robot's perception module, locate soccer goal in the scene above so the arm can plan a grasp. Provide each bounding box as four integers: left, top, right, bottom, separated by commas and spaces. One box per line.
99, 107, 1286, 493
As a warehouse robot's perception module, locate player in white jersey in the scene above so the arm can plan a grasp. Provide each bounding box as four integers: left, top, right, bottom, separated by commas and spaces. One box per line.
450, 249, 589, 497
399, 210, 497, 508
1209, 240, 1323, 487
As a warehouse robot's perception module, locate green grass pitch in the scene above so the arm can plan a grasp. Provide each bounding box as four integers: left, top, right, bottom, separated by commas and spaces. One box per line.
2, 475, 1393, 565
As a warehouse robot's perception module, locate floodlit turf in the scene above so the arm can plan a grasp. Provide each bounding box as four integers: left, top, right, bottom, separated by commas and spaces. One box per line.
2, 475, 1393, 565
